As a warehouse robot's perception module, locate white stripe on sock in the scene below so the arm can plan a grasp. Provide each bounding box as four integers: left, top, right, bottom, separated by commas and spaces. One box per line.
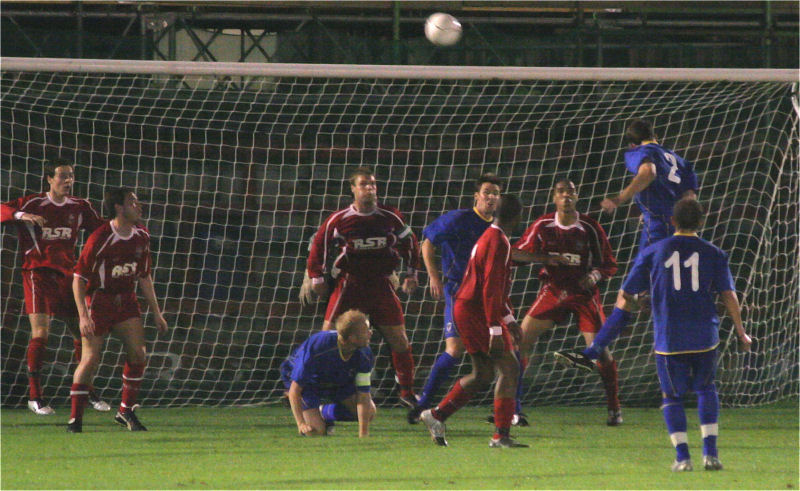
70, 391, 89, 395
700, 423, 719, 438
670, 432, 688, 447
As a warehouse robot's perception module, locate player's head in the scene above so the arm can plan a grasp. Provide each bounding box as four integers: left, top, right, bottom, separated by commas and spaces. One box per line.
349, 167, 377, 207
625, 119, 656, 146
105, 186, 142, 223
44, 158, 74, 197
474, 173, 502, 218
552, 177, 577, 214
672, 197, 705, 231
336, 309, 372, 348
494, 193, 522, 230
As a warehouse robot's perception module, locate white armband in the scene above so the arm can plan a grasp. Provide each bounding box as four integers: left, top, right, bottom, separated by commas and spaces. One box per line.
13, 211, 24, 220
311, 276, 326, 285
502, 314, 516, 325
355, 371, 371, 387
489, 326, 503, 336
589, 270, 603, 283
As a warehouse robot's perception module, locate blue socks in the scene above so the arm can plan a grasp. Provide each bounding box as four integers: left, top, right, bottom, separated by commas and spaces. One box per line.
584, 308, 632, 359
697, 386, 720, 457
321, 402, 356, 422
417, 352, 458, 409
662, 396, 690, 461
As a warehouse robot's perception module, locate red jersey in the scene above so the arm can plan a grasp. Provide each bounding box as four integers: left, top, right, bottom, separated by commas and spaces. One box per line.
455, 225, 516, 329
1, 193, 104, 275
514, 212, 617, 293
74, 221, 152, 295
308, 203, 420, 281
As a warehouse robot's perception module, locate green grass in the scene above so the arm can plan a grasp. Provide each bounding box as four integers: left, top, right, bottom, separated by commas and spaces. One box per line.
2, 403, 797, 489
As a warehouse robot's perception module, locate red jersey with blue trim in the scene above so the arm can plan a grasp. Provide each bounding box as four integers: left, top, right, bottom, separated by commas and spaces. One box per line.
74, 221, 152, 295
1, 192, 104, 275
514, 212, 617, 294
308, 203, 420, 281
455, 224, 515, 329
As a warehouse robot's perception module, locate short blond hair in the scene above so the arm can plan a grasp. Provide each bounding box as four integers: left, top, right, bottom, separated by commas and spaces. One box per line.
335, 309, 369, 339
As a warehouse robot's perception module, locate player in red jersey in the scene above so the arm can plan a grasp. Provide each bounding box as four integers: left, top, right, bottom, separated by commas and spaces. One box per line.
420, 194, 528, 448
307, 167, 421, 408
67, 187, 168, 433
514, 178, 621, 425
0, 159, 111, 415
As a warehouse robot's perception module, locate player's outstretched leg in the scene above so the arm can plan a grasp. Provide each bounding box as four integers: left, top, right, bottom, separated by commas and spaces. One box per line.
553, 349, 595, 372
420, 409, 447, 446
597, 358, 622, 426
410, 351, 458, 423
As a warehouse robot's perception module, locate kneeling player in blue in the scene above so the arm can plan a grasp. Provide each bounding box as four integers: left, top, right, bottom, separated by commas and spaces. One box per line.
280, 309, 376, 437
556, 198, 752, 471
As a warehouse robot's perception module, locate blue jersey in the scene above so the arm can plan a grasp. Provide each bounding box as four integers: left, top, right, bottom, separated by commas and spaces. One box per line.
423, 208, 493, 283
286, 331, 374, 392
622, 233, 735, 355
625, 143, 698, 244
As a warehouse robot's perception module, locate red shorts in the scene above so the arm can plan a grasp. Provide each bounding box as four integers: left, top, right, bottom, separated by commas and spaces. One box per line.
526, 284, 606, 333
324, 275, 404, 327
22, 268, 78, 317
87, 291, 141, 336
453, 299, 514, 355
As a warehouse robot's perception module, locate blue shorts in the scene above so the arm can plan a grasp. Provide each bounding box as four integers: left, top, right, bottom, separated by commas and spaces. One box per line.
639, 219, 673, 254
443, 280, 461, 339
656, 349, 717, 398
280, 357, 358, 410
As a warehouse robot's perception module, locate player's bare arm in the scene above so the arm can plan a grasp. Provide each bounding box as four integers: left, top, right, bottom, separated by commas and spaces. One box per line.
421, 238, 443, 300
72, 275, 96, 337
601, 162, 657, 213
355, 391, 374, 437
139, 274, 168, 333
287, 381, 315, 436
719, 290, 752, 351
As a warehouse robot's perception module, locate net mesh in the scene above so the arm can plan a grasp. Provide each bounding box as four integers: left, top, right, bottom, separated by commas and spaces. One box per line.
1, 69, 797, 408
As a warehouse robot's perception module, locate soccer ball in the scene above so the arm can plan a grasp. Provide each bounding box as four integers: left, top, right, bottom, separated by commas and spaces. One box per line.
424, 13, 462, 47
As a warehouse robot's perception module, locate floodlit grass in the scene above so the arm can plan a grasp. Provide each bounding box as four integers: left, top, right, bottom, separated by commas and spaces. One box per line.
2, 402, 797, 489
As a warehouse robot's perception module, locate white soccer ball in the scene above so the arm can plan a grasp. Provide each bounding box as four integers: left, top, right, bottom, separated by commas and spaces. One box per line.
424, 13, 462, 47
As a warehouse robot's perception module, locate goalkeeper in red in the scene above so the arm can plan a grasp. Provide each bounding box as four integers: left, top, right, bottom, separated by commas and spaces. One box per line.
514, 178, 620, 425
558, 198, 752, 471
68, 187, 168, 433
306, 167, 421, 408
420, 194, 527, 448
0, 159, 110, 415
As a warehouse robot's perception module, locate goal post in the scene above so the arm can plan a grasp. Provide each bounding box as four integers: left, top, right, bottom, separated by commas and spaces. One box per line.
1, 57, 797, 408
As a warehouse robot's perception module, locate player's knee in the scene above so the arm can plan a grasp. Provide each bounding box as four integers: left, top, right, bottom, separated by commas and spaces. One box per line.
128, 346, 147, 366
661, 393, 683, 406
598, 348, 614, 364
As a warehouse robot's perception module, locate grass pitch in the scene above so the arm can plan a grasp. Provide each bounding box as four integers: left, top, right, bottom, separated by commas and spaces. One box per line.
2, 402, 797, 489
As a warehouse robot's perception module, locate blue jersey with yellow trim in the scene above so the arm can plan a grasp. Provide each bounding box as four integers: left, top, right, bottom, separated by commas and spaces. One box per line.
288, 331, 374, 392
625, 143, 698, 242
622, 234, 735, 354
423, 208, 492, 283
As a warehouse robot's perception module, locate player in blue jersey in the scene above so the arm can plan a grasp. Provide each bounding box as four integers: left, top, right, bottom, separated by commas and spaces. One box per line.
577, 119, 700, 364
556, 198, 752, 471
280, 309, 377, 437
406, 173, 502, 424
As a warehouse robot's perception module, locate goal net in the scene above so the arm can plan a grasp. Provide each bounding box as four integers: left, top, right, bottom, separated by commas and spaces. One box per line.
1, 59, 797, 409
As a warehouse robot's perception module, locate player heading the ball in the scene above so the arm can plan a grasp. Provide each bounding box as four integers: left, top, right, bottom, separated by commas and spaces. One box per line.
306, 166, 421, 408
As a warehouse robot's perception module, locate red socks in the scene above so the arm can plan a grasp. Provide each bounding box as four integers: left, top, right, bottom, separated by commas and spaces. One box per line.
432, 379, 473, 421
493, 397, 516, 439
391, 350, 415, 390
120, 362, 145, 412
27, 337, 46, 400
70, 383, 90, 421
597, 359, 620, 410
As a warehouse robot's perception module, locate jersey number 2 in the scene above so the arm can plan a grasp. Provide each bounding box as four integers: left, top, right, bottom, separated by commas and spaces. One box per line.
665, 251, 699, 291
663, 152, 682, 184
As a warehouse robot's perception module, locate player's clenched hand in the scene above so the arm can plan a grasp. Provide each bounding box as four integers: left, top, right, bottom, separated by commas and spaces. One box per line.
79, 315, 96, 337
600, 197, 620, 214
299, 271, 317, 306
298, 423, 313, 436
428, 275, 443, 300
579, 271, 602, 290
311, 281, 329, 299
154, 313, 168, 334
738, 333, 753, 352
402, 276, 418, 295
19, 212, 46, 227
